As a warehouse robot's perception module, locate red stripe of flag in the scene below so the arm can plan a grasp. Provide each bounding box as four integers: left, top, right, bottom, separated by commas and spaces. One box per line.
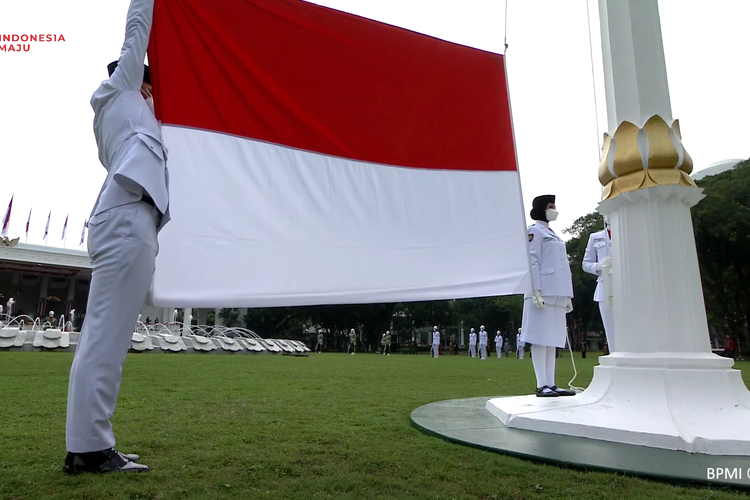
149, 0, 516, 172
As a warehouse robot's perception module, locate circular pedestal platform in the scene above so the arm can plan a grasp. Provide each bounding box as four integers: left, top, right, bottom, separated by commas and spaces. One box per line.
411, 397, 750, 489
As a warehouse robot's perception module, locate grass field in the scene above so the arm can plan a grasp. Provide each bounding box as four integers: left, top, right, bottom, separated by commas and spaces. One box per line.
1, 350, 749, 500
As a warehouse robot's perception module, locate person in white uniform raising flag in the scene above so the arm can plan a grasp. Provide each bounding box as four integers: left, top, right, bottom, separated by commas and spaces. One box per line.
64, 0, 170, 475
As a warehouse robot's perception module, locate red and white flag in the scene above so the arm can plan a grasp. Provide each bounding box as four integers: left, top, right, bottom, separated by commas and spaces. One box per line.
1, 195, 11, 239
61, 214, 68, 241
80, 219, 87, 246
149, 0, 531, 307
43, 211, 50, 241
25, 207, 31, 238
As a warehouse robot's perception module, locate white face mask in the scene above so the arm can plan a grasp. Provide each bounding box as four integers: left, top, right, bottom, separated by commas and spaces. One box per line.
545, 209, 558, 222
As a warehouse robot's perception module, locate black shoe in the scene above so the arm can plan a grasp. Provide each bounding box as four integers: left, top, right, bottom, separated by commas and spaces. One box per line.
549, 385, 576, 396
63, 448, 149, 474
535, 386, 559, 397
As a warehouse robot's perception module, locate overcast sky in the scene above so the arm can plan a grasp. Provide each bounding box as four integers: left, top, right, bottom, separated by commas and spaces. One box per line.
1, 0, 748, 248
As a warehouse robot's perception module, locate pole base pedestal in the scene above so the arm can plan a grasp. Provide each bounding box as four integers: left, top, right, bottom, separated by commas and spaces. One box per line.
486, 353, 750, 455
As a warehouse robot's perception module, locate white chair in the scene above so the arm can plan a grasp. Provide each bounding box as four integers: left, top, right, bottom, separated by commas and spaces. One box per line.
0, 326, 25, 349
131, 332, 154, 351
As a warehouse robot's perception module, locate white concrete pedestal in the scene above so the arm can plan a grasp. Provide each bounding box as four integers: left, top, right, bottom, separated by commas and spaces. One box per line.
487, 352, 750, 455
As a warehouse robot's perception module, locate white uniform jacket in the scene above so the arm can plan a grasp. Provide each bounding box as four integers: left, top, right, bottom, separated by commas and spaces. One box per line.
478, 331, 488, 346
469, 332, 477, 346
495, 335, 503, 349
432, 331, 440, 345
90, 0, 170, 231
526, 222, 573, 298
582, 228, 611, 302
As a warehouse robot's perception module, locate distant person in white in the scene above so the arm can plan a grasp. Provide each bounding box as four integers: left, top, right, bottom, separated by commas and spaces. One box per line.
432, 326, 440, 357
468, 328, 477, 358
478, 325, 488, 360
520, 195, 575, 397
516, 329, 524, 359
495, 331, 503, 358
348, 328, 357, 355
65, 0, 169, 475
382, 330, 392, 355
315, 330, 324, 353
582, 215, 615, 352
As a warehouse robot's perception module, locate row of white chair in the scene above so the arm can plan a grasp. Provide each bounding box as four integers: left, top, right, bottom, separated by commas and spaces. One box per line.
0, 325, 310, 355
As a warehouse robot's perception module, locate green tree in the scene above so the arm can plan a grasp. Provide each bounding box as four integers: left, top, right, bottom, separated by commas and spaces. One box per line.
692, 159, 750, 354
242, 307, 307, 338
219, 308, 241, 327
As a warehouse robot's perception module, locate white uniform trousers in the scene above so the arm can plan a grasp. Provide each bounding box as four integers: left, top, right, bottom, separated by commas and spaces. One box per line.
496, 345, 502, 358
599, 302, 615, 352
432, 343, 440, 357
517, 343, 525, 359
469, 345, 476, 358
66, 202, 159, 453
479, 344, 487, 359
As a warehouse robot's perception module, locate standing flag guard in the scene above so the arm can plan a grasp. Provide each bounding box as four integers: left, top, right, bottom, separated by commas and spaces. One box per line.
147, 0, 530, 308
1, 195, 12, 239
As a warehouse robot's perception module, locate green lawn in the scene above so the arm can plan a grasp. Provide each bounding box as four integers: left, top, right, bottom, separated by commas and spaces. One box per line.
1, 351, 748, 500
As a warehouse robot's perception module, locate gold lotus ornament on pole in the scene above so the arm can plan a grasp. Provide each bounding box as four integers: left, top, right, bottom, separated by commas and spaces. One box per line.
599, 114, 696, 200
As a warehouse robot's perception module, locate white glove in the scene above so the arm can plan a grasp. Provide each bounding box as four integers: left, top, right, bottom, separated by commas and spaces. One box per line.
565, 298, 574, 313
532, 290, 546, 309
595, 262, 603, 272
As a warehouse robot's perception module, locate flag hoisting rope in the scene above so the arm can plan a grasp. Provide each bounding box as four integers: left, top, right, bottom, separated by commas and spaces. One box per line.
504, 0, 509, 54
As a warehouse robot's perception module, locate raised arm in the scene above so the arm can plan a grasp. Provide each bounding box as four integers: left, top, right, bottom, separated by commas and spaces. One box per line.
582, 233, 599, 276
110, 0, 155, 90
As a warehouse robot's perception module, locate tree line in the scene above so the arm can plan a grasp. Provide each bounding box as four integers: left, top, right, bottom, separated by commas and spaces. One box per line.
209, 159, 750, 354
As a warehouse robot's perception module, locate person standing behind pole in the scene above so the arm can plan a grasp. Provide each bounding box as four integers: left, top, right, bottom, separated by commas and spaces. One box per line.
582, 214, 615, 351
520, 194, 575, 397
